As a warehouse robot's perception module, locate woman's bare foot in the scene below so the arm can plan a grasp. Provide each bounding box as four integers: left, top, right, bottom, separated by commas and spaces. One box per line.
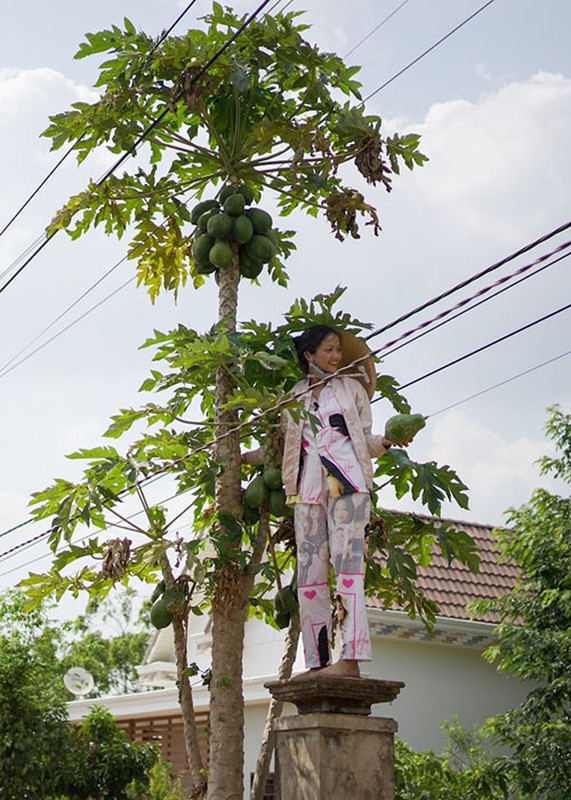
290, 666, 326, 681
317, 659, 360, 678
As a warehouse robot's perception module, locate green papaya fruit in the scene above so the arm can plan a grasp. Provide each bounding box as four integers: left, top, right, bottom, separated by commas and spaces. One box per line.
218, 184, 236, 203
242, 504, 260, 525
246, 207, 273, 234
237, 183, 254, 205
223, 192, 246, 216
267, 488, 288, 517
263, 228, 278, 247
238, 250, 264, 279
197, 207, 219, 233
243, 474, 269, 509
209, 240, 234, 269
263, 465, 283, 490
195, 259, 217, 275
150, 598, 173, 629
274, 610, 291, 630
384, 413, 426, 445
231, 214, 254, 244
192, 233, 214, 265
151, 580, 166, 603
206, 212, 234, 239
247, 234, 276, 264
190, 198, 219, 225
274, 583, 297, 614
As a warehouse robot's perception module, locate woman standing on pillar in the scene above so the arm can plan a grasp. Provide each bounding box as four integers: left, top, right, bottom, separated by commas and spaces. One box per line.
281, 324, 401, 678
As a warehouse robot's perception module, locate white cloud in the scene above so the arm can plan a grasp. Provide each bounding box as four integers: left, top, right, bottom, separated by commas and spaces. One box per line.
398, 71, 571, 243
422, 409, 561, 524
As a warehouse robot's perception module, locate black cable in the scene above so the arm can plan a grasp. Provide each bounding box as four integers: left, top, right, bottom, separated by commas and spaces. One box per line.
344, 0, 413, 58
0, 0, 202, 244
364, 0, 496, 102
429, 348, 571, 418
0, 0, 274, 299
1, 299, 569, 561
379, 250, 571, 361
396, 302, 571, 392
364, 220, 571, 343
94, 0, 275, 188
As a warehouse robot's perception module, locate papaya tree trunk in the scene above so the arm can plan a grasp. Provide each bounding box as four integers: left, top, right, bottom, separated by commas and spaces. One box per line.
207, 254, 246, 800
250, 610, 300, 800
160, 557, 207, 799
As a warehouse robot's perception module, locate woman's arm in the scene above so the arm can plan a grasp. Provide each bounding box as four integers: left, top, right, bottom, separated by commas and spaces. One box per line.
353, 381, 393, 457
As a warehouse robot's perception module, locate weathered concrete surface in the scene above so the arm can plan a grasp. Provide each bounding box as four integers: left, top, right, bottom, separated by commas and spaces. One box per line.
273, 712, 398, 800
265, 676, 404, 716
266, 678, 403, 800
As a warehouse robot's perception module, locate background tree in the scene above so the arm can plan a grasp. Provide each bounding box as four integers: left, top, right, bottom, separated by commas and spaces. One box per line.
0, 597, 157, 799
0, 633, 72, 798
61, 589, 151, 696
469, 404, 571, 799
0, 587, 150, 699
25, 5, 470, 799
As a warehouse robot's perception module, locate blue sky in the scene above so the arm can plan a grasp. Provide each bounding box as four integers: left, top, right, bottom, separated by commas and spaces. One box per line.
0, 0, 570, 589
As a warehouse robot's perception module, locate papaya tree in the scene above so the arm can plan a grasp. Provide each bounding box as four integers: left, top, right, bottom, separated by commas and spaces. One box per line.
18, 5, 475, 800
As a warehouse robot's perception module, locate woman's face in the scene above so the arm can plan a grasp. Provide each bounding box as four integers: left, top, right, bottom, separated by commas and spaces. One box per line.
307, 332, 342, 374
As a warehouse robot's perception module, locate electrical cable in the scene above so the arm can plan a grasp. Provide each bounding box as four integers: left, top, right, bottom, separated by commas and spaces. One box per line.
0, 0, 202, 244
1, 294, 569, 562
369, 242, 571, 362
0, 0, 274, 296
344, 0, 413, 58
364, 220, 571, 343
396, 302, 571, 393
363, 0, 496, 103
379, 250, 570, 361
0, 186, 202, 379
428, 348, 571, 419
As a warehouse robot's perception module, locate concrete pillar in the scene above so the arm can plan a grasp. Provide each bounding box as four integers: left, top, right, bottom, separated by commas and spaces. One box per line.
266, 677, 404, 800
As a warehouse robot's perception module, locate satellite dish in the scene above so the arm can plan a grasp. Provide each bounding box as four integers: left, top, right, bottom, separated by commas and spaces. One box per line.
64, 667, 95, 697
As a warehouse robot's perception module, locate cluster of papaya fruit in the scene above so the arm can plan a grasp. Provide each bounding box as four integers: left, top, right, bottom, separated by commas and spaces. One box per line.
149, 580, 187, 630
242, 464, 290, 524
190, 184, 277, 279
273, 581, 297, 629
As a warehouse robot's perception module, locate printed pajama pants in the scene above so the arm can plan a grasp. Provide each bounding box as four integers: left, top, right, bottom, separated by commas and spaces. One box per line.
294, 491, 372, 669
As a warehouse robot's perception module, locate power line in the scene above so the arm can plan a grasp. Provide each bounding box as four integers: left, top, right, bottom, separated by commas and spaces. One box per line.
1, 293, 569, 562
380, 249, 571, 360
0, 0, 274, 296
363, 0, 496, 102
364, 220, 571, 343
429, 348, 571, 418
0, 187, 202, 379
0, 0, 202, 245
344, 0, 413, 58
370, 242, 571, 362
396, 302, 571, 393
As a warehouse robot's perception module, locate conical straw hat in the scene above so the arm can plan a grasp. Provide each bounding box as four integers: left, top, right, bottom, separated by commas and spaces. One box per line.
337, 331, 376, 399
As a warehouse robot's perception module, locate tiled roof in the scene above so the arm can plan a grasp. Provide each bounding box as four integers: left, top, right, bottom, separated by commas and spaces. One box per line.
366, 514, 519, 625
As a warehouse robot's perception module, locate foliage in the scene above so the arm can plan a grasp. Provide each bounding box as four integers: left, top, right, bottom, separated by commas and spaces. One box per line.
61, 590, 151, 696
21, 291, 475, 635
128, 760, 185, 800
42, 7, 426, 300
62, 706, 157, 800
0, 587, 151, 699
0, 633, 73, 799
394, 719, 508, 800
467, 404, 571, 799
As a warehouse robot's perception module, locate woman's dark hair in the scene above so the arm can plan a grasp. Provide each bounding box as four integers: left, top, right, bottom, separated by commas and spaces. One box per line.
292, 325, 339, 374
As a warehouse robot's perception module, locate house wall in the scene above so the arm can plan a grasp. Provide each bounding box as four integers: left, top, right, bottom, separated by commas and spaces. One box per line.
367, 634, 530, 752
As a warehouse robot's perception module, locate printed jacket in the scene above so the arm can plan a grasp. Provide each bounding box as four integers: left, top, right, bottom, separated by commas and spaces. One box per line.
281, 376, 387, 498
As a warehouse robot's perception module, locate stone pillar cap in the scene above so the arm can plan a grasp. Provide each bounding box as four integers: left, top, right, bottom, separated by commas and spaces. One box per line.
265, 676, 405, 716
